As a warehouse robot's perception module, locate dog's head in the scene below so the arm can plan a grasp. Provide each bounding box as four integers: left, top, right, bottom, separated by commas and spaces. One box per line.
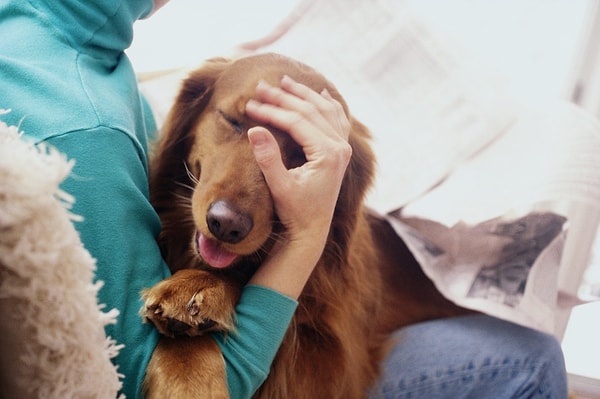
151, 53, 375, 273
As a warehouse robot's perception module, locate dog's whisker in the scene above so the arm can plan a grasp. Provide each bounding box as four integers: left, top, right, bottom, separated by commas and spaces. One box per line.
267, 230, 286, 242
254, 244, 271, 259
174, 180, 195, 192
264, 232, 289, 251
172, 192, 193, 206
183, 161, 200, 186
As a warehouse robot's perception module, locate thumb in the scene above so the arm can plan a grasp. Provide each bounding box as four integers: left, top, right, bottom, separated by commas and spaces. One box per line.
248, 127, 288, 193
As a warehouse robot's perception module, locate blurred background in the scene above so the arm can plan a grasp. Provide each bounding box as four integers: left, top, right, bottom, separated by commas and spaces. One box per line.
128, 1, 600, 396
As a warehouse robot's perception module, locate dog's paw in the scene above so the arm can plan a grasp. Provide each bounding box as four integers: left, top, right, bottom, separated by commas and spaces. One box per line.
141, 269, 240, 337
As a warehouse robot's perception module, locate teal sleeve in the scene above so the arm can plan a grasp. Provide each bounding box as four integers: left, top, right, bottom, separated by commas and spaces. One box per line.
46, 128, 170, 399
212, 285, 298, 399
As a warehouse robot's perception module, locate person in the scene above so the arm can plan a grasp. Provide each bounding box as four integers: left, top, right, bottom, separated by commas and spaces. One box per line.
0, 1, 350, 398
0, 1, 567, 398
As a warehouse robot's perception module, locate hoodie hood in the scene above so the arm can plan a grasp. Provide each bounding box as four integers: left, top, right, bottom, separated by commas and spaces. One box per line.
28, 0, 154, 63
0, 0, 158, 148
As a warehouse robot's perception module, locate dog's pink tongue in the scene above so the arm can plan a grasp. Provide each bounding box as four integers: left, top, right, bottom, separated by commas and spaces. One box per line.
197, 232, 238, 269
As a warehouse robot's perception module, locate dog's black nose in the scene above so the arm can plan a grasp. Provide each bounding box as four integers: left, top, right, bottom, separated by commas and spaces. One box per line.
206, 200, 253, 244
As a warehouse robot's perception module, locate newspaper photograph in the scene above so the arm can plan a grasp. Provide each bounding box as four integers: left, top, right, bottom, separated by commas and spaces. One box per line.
386, 211, 567, 333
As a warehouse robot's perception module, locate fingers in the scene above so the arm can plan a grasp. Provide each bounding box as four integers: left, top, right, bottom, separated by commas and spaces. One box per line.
279, 76, 350, 141
245, 76, 352, 188
245, 76, 351, 151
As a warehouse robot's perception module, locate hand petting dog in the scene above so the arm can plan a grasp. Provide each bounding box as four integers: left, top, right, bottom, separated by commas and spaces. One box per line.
246, 75, 352, 299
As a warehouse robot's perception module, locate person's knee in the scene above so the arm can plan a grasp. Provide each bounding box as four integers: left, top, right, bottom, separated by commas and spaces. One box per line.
514, 327, 568, 398
535, 331, 565, 365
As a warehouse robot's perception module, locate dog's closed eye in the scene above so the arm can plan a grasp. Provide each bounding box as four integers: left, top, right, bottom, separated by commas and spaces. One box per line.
218, 109, 244, 133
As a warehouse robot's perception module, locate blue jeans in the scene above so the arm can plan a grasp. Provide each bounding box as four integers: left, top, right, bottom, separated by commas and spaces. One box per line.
370, 315, 568, 399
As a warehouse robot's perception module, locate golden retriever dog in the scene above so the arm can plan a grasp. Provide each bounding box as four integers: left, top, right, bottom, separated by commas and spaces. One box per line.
141, 53, 468, 398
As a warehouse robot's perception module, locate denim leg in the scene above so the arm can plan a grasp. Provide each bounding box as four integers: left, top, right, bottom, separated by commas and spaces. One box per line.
369, 314, 568, 399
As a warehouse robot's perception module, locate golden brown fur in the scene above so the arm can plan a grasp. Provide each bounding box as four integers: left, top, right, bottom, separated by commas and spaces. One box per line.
141, 53, 469, 399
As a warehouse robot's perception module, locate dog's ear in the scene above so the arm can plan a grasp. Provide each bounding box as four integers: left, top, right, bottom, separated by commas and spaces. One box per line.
344, 117, 376, 206
150, 57, 233, 213
328, 116, 376, 261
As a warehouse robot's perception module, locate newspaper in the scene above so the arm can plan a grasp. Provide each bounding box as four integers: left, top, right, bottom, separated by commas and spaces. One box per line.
390, 100, 600, 334
139, 0, 600, 334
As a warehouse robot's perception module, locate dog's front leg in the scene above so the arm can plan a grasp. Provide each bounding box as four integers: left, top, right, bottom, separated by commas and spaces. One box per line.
140, 269, 241, 398
143, 335, 229, 399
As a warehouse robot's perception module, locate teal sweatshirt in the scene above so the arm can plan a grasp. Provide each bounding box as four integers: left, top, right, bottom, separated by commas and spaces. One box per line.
0, 1, 296, 397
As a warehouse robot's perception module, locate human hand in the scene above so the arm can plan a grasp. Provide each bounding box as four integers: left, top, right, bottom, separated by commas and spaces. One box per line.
245, 75, 352, 248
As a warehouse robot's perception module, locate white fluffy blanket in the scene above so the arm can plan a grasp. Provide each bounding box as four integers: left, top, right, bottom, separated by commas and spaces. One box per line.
0, 114, 123, 398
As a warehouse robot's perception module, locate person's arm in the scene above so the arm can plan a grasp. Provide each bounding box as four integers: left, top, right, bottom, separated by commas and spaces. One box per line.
212, 285, 297, 397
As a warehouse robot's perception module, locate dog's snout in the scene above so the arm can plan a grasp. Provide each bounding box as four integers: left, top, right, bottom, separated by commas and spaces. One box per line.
206, 200, 253, 244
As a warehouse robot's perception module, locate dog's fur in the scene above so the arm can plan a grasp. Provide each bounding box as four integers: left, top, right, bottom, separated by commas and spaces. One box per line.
141, 53, 468, 399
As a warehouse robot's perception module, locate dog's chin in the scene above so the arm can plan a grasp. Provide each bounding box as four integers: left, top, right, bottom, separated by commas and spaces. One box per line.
195, 231, 239, 269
